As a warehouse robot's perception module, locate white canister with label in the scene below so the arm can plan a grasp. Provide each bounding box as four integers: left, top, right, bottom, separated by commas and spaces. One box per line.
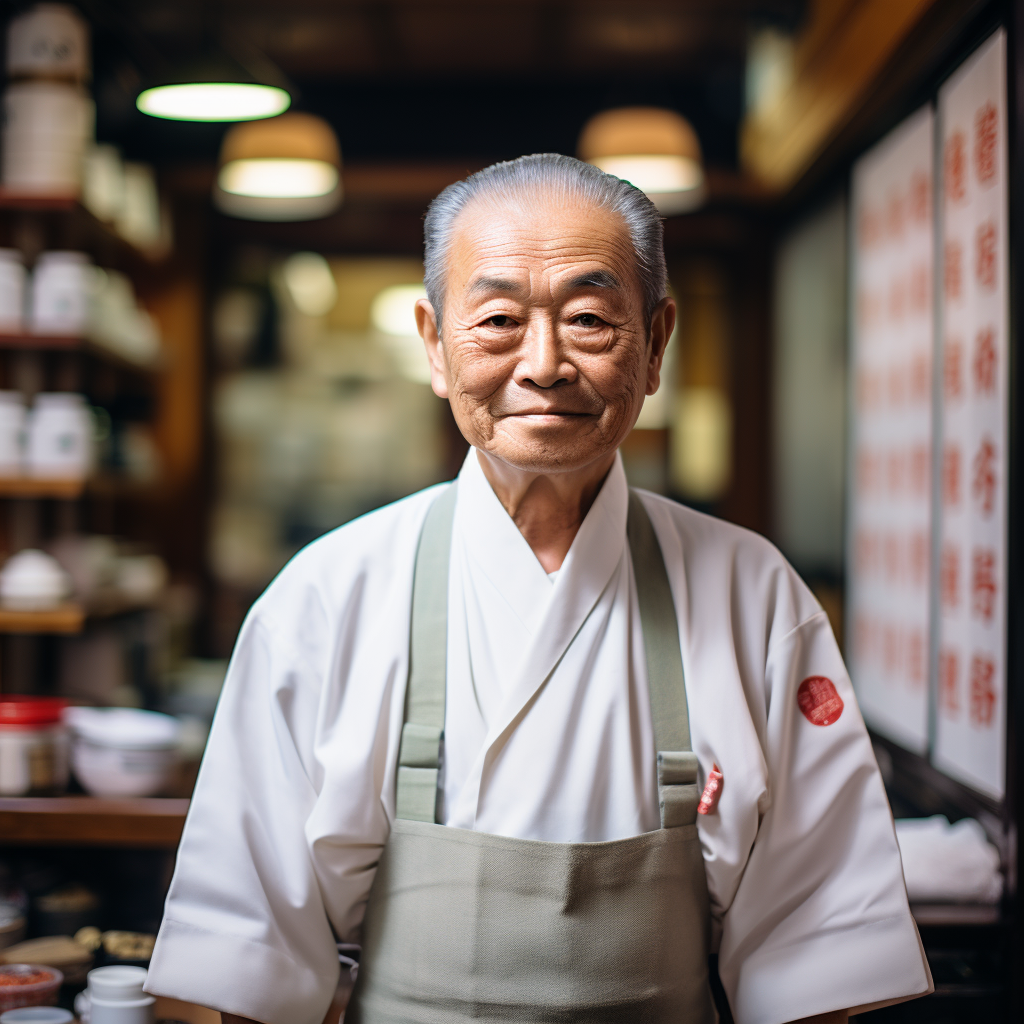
6, 3, 90, 81
0, 392, 26, 475
26, 392, 93, 478
30, 251, 91, 335
0, 251, 26, 333
2, 81, 92, 193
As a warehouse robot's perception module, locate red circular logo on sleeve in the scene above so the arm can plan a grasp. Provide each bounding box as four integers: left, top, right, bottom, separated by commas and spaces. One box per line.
797, 676, 844, 726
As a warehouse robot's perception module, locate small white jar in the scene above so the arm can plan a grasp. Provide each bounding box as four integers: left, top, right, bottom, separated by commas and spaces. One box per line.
0, 392, 26, 475
0, 251, 26, 333
30, 251, 92, 335
26, 392, 93, 478
6, 3, 90, 82
86, 966, 154, 1024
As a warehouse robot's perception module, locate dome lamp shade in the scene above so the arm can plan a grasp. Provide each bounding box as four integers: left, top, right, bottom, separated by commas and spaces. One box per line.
136, 49, 291, 122
214, 112, 343, 221
578, 107, 706, 214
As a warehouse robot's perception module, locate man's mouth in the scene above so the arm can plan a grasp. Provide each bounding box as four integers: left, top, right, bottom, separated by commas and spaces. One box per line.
502, 408, 597, 418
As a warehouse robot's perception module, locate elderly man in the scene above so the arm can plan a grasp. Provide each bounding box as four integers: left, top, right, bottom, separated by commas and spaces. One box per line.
146, 155, 932, 1024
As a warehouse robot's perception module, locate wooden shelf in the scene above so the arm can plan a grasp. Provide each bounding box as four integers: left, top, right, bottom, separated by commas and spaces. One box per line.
0, 796, 189, 847
0, 475, 85, 499
911, 902, 1002, 927
0, 476, 157, 501
0, 190, 77, 213
84, 591, 160, 618
88, 474, 160, 499
0, 594, 163, 634
0, 190, 165, 266
0, 602, 84, 633
0, 333, 162, 374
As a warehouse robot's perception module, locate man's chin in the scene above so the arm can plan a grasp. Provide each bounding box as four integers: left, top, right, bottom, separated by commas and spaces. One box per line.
480, 427, 615, 475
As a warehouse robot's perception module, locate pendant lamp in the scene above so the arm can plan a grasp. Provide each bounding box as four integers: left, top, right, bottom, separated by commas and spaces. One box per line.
214, 113, 342, 221
136, 49, 291, 122
578, 107, 705, 214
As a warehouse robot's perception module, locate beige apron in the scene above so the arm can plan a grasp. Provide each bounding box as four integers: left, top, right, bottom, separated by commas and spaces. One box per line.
347, 485, 717, 1024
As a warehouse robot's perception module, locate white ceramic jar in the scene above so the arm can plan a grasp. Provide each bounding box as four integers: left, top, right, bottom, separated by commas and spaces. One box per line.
26, 392, 93, 477
66, 707, 181, 798
82, 144, 125, 223
2, 82, 92, 194
30, 252, 92, 335
0, 251, 26, 333
85, 966, 154, 1024
6, 3, 90, 82
0, 392, 26, 475
117, 164, 161, 251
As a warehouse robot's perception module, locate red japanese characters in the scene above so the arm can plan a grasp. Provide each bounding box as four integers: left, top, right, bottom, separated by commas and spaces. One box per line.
797, 676, 845, 727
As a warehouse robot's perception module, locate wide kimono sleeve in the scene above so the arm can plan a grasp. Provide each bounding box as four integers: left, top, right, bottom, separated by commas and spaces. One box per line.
717, 610, 933, 1024
145, 608, 342, 1024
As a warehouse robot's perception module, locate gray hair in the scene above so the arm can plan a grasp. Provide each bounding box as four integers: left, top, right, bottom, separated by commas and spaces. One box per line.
423, 153, 667, 329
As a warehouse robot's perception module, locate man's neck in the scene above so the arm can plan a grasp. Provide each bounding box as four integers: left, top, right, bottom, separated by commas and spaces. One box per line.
475, 448, 616, 573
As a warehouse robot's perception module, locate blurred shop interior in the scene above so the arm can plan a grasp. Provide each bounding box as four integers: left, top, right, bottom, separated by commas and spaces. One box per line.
0, 0, 1021, 1022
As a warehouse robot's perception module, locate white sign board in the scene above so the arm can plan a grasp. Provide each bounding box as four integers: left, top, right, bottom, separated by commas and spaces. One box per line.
933, 30, 1009, 799
848, 107, 935, 753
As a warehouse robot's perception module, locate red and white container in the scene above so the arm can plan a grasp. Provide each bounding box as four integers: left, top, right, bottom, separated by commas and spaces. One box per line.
0, 697, 69, 796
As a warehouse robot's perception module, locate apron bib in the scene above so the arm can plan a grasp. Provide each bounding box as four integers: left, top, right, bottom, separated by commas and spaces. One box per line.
347, 485, 717, 1024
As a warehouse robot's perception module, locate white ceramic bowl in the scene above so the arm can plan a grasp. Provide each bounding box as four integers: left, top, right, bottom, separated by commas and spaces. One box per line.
66, 708, 180, 798
1, 1008, 74, 1023
0, 549, 71, 609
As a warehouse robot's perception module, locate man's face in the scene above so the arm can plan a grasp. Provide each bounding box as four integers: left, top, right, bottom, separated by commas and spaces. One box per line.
416, 193, 675, 475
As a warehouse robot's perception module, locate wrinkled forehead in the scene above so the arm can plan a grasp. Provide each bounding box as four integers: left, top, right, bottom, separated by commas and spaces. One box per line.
445, 190, 643, 303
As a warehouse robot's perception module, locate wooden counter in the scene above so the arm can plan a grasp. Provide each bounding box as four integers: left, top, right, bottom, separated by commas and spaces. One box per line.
0, 796, 188, 847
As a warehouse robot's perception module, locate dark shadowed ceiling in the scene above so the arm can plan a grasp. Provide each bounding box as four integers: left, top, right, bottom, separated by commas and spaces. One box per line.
57, 0, 805, 171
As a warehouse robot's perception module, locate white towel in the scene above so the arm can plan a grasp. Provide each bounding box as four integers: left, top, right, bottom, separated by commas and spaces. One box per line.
895, 815, 1003, 904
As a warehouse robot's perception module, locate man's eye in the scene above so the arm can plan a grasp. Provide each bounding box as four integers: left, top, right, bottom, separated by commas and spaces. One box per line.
573, 313, 603, 327
484, 315, 515, 327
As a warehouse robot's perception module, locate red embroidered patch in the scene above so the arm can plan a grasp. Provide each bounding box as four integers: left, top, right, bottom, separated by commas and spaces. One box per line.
797, 676, 844, 726
697, 764, 723, 815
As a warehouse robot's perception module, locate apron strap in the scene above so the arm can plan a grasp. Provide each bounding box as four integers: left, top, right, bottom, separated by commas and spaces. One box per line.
626, 491, 699, 828
396, 483, 698, 829
396, 482, 457, 822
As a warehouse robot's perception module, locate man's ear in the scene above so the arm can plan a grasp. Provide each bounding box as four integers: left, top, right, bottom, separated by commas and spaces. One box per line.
645, 296, 676, 396
415, 298, 449, 399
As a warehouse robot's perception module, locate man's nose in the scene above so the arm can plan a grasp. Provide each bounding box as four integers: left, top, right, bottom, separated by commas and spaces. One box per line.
515, 317, 577, 389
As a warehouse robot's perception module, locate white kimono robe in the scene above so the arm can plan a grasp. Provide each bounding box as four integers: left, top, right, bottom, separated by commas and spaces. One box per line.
147, 450, 932, 1024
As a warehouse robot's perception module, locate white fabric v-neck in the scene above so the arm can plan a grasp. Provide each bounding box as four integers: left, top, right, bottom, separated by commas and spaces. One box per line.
442, 449, 658, 840
449, 451, 553, 715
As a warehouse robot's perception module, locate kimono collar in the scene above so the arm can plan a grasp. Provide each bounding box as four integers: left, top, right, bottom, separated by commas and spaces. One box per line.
453, 447, 630, 815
